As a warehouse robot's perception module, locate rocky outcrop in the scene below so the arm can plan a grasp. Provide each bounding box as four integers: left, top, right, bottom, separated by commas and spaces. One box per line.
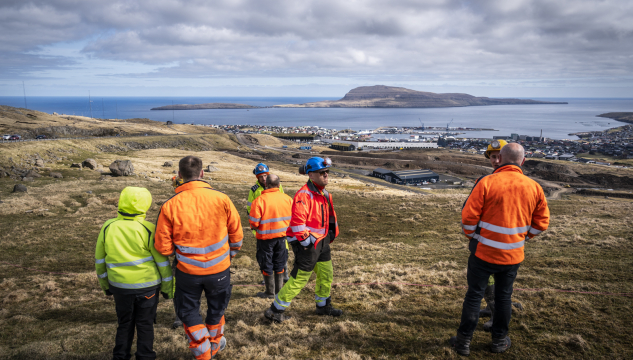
273, 85, 568, 108
109, 160, 134, 177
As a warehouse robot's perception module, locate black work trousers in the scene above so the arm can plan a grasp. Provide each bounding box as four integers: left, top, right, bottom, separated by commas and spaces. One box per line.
291, 238, 332, 275
174, 267, 232, 327
112, 288, 159, 360
256, 237, 288, 275
457, 254, 520, 339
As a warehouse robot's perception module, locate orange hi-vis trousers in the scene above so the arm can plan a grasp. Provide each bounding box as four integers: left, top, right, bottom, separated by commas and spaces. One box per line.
184, 316, 225, 360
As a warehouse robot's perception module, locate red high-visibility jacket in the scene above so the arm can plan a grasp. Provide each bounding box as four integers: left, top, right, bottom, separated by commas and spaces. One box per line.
462, 164, 550, 265
286, 180, 339, 247
155, 180, 243, 275
249, 189, 293, 240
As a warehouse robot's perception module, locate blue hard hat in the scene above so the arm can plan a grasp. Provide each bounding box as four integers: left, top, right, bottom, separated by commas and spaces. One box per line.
253, 163, 269, 176
300, 157, 332, 174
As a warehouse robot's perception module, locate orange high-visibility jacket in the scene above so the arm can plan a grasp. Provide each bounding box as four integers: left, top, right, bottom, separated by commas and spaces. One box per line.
249, 189, 293, 240
286, 180, 339, 247
155, 180, 243, 275
462, 164, 550, 265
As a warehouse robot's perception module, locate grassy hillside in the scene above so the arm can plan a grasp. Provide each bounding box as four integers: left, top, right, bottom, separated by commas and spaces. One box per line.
0, 139, 632, 359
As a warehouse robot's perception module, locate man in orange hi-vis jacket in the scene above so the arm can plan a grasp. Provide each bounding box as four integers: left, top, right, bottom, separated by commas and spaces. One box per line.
450, 143, 549, 356
249, 174, 292, 299
155, 156, 243, 360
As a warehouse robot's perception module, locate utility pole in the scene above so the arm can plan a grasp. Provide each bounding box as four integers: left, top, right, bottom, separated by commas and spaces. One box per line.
89, 91, 93, 119
22, 81, 27, 109
102, 98, 105, 119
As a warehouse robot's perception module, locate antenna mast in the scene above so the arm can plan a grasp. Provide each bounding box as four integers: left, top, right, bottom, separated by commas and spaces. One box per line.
22, 81, 27, 109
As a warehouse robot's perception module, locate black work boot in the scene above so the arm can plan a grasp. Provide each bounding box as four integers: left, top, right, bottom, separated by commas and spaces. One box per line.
274, 272, 285, 294
172, 315, 183, 329
449, 332, 472, 356
491, 336, 512, 353
315, 297, 343, 316
483, 284, 495, 332
264, 304, 291, 323
256, 275, 275, 299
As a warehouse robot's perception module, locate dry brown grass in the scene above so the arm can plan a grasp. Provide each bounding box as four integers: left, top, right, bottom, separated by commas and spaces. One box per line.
1, 137, 632, 359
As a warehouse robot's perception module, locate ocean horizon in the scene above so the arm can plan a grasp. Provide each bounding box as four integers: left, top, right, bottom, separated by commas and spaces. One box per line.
1, 96, 632, 140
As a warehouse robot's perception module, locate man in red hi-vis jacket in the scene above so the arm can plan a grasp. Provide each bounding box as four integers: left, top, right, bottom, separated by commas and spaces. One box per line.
264, 157, 342, 323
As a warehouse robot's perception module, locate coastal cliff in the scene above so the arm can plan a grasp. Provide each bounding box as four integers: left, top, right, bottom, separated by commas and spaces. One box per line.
597, 112, 633, 124
273, 85, 568, 108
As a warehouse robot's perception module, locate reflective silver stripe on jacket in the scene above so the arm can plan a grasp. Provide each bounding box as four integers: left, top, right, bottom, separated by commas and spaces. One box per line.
260, 216, 291, 224
528, 227, 543, 235
230, 240, 243, 248
249, 216, 261, 223
257, 226, 289, 235
307, 226, 326, 235
97, 272, 108, 279
462, 223, 477, 231
286, 236, 298, 242
474, 234, 525, 250
290, 225, 306, 232
106, 256, 153, 268
108, 278, 161, 289
230, 250, 239, 257
478, 221, 530, 235
156, 260, 169, 267
176, 249, 230, 269
162, 276, 173, 282
297, 190, 313, 199
95, 258, 105, 264
246, 201, 252, 206
176, 235, 228, 255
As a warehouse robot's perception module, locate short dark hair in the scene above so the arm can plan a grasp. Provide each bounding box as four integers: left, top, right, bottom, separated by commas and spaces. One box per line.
266, 174, 280, 188
179, 156, 203, 181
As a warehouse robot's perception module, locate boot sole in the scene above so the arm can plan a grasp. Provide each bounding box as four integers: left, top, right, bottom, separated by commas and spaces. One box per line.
449, 337, 470, 356
491, 337, 512, 353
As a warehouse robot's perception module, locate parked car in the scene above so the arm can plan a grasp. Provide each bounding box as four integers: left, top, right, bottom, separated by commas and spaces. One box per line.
9, 135, 21, 140
35, 135, 46, 139
2, 134, 10, 140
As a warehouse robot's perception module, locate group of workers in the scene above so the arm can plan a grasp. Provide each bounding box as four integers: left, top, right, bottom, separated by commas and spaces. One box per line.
95, 139, 549, 359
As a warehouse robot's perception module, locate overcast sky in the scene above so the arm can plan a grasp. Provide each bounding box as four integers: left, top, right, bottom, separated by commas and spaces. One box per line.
1, 0, 632, 97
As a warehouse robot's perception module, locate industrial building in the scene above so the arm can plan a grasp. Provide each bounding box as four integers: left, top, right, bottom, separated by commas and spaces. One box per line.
330, 142, 356, 151
372, 168, 440, 185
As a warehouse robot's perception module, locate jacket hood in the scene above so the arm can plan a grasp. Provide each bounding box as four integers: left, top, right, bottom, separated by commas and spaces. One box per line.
118, 186, 152, 220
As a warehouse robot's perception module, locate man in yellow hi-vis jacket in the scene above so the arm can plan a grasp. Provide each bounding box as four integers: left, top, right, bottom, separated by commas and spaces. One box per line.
95, 186, 174, 360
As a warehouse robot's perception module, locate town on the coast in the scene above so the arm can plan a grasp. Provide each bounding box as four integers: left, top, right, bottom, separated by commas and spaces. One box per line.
206, 122, 633, 165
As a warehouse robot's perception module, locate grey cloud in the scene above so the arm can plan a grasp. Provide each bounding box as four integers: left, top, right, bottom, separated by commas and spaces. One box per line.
0, 0, 632, 82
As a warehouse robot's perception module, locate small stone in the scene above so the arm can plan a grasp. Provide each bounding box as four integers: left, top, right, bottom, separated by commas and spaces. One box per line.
82, 159, 98, 170
87, 191, 93, 194
35, 159, 44, 167
13, 184, 27, 193
24, 170, 42, 178
109, 160, 134, 177
71, 163, 82, 169
163, 161, 173, 167
22, 177, 34, 182
50, 172, 63, 179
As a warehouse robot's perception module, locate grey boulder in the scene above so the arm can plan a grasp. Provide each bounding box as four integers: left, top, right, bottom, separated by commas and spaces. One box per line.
109, 160, 134, 177
13, 184, 27, 193
82, 159, 98, 170
50, 172, 63, 179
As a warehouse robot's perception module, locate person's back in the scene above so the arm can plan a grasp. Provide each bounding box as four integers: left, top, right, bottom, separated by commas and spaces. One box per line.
95, 186, 174, 360
155, 156, 242, 360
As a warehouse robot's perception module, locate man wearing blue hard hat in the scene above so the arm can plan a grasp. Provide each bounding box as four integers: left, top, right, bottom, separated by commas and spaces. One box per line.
247, 163, 289, 283
264, 157, 342, 322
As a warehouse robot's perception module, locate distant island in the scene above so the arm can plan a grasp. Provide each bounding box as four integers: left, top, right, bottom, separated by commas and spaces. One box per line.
151, 103, 258, 110
151, 85, 568, 110
272, 85, 568, 108
597, 112, 633, 125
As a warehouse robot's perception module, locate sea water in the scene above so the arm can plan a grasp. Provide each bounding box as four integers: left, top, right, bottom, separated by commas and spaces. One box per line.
1, 96, 631, 140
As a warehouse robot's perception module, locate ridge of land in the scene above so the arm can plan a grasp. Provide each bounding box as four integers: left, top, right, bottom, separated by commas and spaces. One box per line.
598, 112, 633, 124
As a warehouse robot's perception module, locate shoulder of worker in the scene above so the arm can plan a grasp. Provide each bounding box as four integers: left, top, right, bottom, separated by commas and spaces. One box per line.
99, 217, 119, 232
141, 220, 156, 232
251, 183, 261, 192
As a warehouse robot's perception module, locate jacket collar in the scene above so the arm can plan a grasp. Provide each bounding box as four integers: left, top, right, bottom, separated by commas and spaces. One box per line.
262, 188, 280, 194
493, 163, 524, 175
175, 179, 212, 193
